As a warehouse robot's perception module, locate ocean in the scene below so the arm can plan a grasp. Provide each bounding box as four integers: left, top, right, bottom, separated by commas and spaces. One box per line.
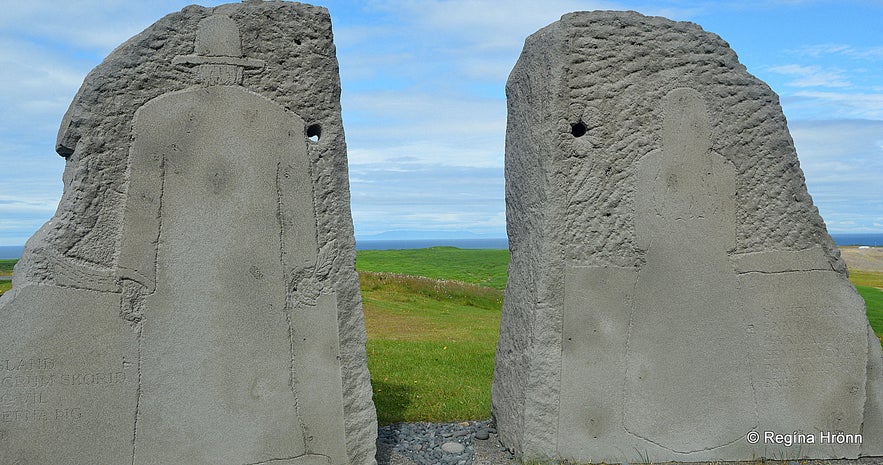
830, 233, 883, 247
357, 234, 883, 250
356, 238, 508, 250
1, 233, 880, 259
0, 246, 24, 260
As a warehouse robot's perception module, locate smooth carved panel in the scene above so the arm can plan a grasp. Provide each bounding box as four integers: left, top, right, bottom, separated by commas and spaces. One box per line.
0, 285, 138, 465
560, 266, 637, 462
625, 88, 755, 452
292, 293, 348, 465
125, 85, 328, 464
740, 270, 867, 458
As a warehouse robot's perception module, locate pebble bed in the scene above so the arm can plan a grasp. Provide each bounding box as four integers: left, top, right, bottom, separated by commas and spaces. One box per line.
377, 420, 496, 465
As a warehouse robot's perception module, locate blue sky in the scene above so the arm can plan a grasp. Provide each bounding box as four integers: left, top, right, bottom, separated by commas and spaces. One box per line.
0, 0, 880, 245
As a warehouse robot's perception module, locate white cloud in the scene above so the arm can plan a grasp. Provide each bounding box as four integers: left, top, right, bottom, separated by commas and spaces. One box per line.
0, 2, 221, 53
768, 64, 851, 88
785, 91, 883, 120
0, 197, 58, 214
0, 38, 90, 135
790, 119, 883, 232
348, 162, 504, 236
795, 43, 883, 60
342, 90, 505, 168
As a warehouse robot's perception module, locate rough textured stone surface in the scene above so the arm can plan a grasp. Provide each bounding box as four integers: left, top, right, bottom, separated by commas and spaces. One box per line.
492, 10, 883, 463
0, 3, 376, 464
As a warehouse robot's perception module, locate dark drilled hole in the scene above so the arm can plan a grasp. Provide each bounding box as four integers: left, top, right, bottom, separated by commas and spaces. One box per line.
307, 124, 321, 142
571, 121, 587, 138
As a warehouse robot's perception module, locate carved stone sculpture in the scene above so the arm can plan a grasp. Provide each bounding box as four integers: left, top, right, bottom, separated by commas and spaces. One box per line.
0, 4, 376, 464
493, 11, 883, 463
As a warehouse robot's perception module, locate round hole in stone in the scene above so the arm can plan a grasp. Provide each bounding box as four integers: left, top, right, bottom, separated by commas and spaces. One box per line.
571, 121, 587, 138
307, 124, 322, 142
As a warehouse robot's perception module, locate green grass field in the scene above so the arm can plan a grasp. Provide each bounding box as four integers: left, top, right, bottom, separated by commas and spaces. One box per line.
359, 271, 501, 423
356, 246, 509, 290
850, 269, 883, 288
0, 259, 15, 276
1, 259, 16, 296
857, 286, 883, 343
355, 248, 507, 422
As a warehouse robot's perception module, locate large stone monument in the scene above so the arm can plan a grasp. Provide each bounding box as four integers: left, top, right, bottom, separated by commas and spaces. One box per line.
0, 3, 376, 464
493, 11, 883, 463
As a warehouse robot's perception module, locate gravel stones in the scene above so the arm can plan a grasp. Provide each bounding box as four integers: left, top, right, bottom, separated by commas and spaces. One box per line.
442, 442, 467, 454
378, 420, 498, 465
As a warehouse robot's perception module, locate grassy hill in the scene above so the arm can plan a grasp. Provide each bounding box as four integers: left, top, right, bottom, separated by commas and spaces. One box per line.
0, 260, 12, 295
0, 259, 15, 276
355, 247, 508, 422
359, 272, 501, 423
355, 246, 509, 290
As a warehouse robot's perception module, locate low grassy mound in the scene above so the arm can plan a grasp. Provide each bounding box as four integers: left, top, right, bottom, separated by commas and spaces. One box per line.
850, 269, 883, 288
849, 269, 883, 343
0, 259, 15, 276
856, 285, 883, 344
356, 246, 509, 290
0, 259, 14, 297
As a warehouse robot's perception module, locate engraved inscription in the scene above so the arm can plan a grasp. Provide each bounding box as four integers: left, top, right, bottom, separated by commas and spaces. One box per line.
748, 306, 864, 389
2, 358, 55, 371
0, 356, 129, 424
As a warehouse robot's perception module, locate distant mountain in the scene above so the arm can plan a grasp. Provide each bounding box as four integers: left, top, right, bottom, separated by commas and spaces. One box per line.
356, 230, 502, 241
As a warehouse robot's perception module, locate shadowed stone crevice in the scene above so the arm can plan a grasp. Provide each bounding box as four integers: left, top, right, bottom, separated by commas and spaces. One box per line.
245, 454, 332, 465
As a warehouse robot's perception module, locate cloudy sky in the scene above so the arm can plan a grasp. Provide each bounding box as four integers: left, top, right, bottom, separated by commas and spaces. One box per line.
0, 0, 880, 245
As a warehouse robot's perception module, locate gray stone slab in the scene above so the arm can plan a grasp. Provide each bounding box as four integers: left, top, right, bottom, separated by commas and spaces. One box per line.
739, 267, 868, 459
862, 325, 883, 457
493, 10, 882, 463
731, 245, 832, 273
1, 3, 375, 464
559, 266, 636, 461
0, 285, 138, 464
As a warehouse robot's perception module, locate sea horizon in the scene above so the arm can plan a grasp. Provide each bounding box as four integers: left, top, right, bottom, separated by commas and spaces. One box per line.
1, 233, 881, 259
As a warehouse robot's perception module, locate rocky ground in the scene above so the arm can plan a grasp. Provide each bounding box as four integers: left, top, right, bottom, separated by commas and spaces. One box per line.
375, 420, 883, 465
376, 420, 516, 465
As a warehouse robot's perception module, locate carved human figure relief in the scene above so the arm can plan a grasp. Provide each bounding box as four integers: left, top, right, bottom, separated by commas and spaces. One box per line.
624, 87, 755, 451
117, 15, 345, 465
